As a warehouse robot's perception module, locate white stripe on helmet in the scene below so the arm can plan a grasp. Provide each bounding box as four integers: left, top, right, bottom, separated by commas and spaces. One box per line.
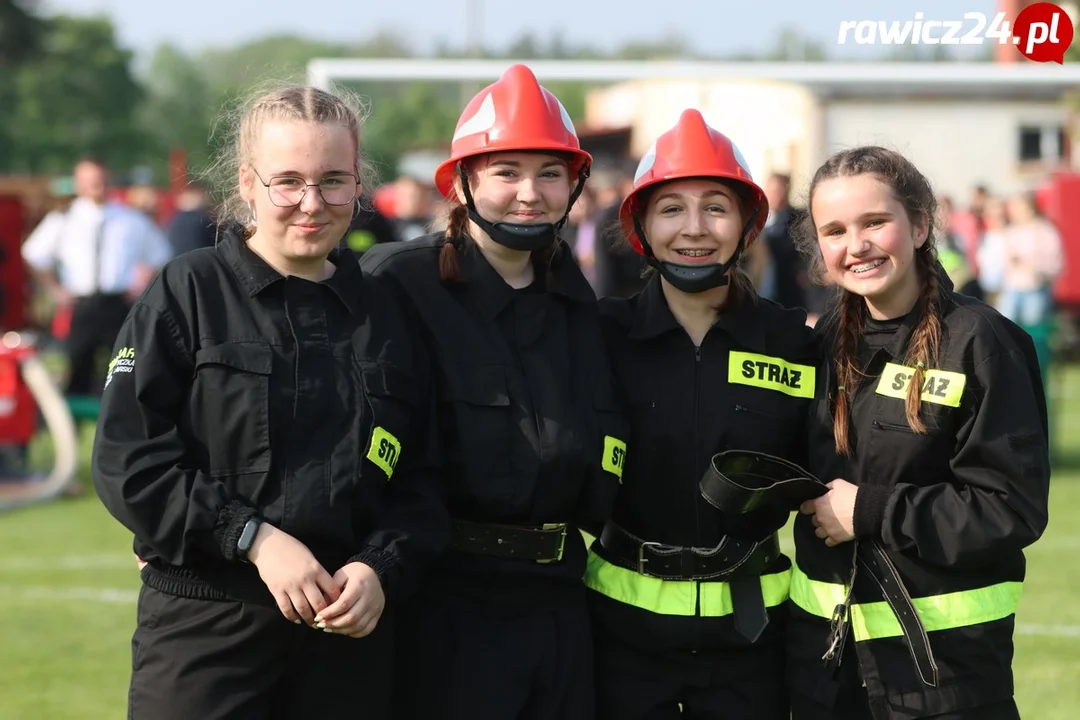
634, 142, 658, 184
452, 93, 497, 144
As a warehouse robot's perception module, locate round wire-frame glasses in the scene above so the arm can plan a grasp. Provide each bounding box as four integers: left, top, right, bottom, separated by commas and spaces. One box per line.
251, 167, 359, 207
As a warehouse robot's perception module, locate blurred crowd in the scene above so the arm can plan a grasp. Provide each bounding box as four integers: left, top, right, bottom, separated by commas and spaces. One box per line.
13, 154, 1067, 400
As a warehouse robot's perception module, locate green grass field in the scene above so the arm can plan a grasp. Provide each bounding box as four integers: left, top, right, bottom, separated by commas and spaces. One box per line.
1, 366, 1079, 719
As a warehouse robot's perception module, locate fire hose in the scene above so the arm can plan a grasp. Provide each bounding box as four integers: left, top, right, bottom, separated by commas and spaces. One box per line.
0, 331, 79, 512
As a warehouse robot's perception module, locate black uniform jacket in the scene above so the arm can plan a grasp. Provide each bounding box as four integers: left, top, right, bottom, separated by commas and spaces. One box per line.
589, 274, 818, 651
360, 233, 626, 614
91, 229, 449, 606
789, 271, 1051, 716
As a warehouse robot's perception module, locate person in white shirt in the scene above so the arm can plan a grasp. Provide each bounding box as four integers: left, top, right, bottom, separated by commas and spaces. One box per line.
22, 157, 173, 396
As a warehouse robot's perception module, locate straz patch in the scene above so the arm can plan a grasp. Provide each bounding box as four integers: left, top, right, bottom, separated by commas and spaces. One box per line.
104, 347, 135, 388
728, 351, 815, 399
875, 363, 966, 408
602, 436, 627, 482
367, 426, 402, 479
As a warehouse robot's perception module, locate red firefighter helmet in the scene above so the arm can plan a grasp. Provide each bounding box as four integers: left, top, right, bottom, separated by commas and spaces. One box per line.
434, 64, 593, 199
620, 109, 768, 256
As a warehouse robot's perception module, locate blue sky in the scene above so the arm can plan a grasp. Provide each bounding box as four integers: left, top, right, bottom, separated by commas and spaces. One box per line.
42, 0, 1002, 60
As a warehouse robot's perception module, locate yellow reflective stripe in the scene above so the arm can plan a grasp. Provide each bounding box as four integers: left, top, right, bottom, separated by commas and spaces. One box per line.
789, 563, 846, 619
850, 582, 1024, 640
602, 436, 627, 481
789, 564, 1023, 641
727, 351, 815, 399
875, 362, 966, 408
366, 426, 401, 479
700, 568, 791, 616
584, 550, 790, 616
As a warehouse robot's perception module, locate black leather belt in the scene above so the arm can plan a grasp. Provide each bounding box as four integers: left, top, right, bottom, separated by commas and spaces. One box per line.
598, 520, 780, 581
855, 540, 939, 687
597, 520, 780, 643
699, 449, 828, 514
702, 450, 940, 687
450, 519, 568, 563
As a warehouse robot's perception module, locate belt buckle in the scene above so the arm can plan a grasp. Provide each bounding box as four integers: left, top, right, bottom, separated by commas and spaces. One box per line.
536, 523, 568, 564
637, 541, 662, 575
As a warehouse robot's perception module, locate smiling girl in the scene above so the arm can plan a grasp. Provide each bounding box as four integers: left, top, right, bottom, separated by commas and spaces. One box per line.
584, 109, 817, 720
788, 146, 1051, 720
360, 64, 626, 720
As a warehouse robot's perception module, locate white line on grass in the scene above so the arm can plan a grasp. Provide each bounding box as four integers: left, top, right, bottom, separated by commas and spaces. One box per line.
1016, 624, 1080, 638
0, 584, 138, 603
0, 554, 135, 571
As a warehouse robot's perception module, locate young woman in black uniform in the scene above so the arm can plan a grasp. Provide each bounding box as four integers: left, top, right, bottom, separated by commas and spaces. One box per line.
789, 146, 1051, 720
91, 84, 448, 720
360, 63, 626, 720
586, 108, 817, 720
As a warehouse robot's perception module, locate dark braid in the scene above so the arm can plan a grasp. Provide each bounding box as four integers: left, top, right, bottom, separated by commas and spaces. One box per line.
438, 204, 469, 283
902, 245, 943, 434
832, 289, 866, 455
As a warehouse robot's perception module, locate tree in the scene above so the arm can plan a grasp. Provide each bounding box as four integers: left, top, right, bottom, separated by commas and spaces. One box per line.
3, 14, 146, 174
0, 0, 47, 67
615, 32, 699, 60
139, 43, 220, 182
355, 81, 462, 175
762, 27, 830, 62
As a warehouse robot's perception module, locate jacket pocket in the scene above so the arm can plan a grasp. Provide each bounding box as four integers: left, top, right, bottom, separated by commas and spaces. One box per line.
440, 364, 512, 497
869, 417, 953, 485
191, 342, 273, 477
359, 361, 418, 482
727, 392, 807, 459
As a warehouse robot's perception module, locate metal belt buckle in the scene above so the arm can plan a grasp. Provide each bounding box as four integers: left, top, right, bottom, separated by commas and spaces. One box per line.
536, 523, 568, 564
637, 541, 662, 575
823, 602, 849, 661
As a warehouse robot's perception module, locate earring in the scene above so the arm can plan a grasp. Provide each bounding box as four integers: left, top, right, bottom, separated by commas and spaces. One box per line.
247, 201, 258, 227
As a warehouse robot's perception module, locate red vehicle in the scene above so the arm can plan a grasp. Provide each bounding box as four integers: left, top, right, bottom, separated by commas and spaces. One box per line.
1038, 171, 1080, 312
0, 194, 79, 509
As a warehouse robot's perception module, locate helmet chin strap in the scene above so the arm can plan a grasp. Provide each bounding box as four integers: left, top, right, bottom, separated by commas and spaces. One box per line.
633, 206, 761, 294
457, 163, 589, 252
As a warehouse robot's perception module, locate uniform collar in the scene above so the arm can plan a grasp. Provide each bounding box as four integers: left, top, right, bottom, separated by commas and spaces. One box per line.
458, 238, 596, 321
628, 274, 768, 351
218, 226, 363, 315
877, 261, 957, 359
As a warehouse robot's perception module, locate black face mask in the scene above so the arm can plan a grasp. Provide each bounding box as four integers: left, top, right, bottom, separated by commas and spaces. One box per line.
457, 163, 588, 252
633, 208, 760, 294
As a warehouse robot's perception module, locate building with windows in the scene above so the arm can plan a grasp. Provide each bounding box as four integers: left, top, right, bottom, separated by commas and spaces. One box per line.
308, 57, 1080, 201
579, 62, 1080, 201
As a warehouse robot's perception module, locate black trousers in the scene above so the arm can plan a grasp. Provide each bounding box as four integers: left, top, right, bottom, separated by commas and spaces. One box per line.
128, 585, 394, 720
790, 687, 1020, 720
595, 631, 789, 720
66, 293, 130, 396
392, 593, 594, 720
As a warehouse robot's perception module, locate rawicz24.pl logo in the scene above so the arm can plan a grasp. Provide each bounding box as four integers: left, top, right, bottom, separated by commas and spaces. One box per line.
837, 2, 1075, 63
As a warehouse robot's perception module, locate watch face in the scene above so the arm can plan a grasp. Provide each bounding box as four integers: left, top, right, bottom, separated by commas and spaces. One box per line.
238, 519, 259, 556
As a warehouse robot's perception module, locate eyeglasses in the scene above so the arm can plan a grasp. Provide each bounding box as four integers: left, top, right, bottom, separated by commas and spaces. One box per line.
251, 167, 359, 207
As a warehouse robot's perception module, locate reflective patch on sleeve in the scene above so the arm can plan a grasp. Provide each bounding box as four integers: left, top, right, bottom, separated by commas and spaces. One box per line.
874, 363, 966, 408
727, 351, 815, 399
367, 426, 401, 479
346, 230, 376, 252
104, 347, 136, 389
602, 436, 626, 482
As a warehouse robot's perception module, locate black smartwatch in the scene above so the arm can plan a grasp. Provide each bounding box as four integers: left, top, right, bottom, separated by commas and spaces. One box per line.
236, 517, 262, 563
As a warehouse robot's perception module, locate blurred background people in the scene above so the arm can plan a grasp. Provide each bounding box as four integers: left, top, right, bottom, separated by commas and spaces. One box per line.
165, 181, 217, 255
20, 157, 172, 397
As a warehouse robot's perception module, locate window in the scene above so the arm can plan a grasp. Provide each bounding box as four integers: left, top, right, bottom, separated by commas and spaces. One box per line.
1018, 124, 1067, 163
